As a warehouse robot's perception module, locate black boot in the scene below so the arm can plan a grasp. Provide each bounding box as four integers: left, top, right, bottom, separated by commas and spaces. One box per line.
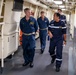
22, 62, 29, 66
51, 55, 56, 64
40, 49, 44, 54
56, 67, 60, 72
30, 62, 34, 68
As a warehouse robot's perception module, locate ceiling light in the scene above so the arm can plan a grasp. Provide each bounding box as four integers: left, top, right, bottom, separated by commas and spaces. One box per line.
62, 8, 66, 10
59, 5, 65, 8
45, 0, 53, 2
54, 1, 62, 5
63, 0, 65, 1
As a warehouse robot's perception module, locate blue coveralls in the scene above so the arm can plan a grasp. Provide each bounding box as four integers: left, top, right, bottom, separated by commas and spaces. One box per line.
37, 17, 49, 50
60, 14, 67, 24
20, 16, 38, 63
48, 20, 66, 68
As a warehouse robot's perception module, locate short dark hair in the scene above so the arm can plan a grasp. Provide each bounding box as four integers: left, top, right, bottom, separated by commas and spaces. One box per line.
58, 9, 62, 12
54, 12, 61, 18
24, 8, 30, 12
41, 11, 45, 14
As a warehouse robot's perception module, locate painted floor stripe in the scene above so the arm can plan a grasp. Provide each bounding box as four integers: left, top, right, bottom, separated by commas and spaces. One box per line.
68, 47, 75, 75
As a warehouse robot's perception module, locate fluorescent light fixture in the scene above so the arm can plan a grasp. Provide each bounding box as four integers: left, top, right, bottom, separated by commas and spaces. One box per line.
54, 9, 57, 12
62, 9, 66, 10
54, 1, 62, 5
63, 0, 65, 1
46, 0, 52, 2
46, 0, 54, 2
59, 5, 65, 8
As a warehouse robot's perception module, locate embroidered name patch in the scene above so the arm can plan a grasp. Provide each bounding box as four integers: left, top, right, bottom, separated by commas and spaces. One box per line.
30, 22, 34, 25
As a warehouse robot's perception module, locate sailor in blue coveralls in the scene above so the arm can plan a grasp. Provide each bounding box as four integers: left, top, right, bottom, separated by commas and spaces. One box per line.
58, 9, 67, 24
37, 11, 49, 54
48, 13, 67, 72
20, 8, 38, 68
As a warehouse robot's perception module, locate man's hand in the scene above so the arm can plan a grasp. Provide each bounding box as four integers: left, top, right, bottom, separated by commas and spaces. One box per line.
63, 34, 66, 45
63, 41, 67, 45
37, 29, 39, 33
36, 29, 39, 33
35, 30, 39, 35
48, 31, 53, 38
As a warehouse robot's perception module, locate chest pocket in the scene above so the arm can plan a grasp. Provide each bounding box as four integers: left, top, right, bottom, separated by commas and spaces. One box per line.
22, 21, 27, 28
44, 20, 48, 24
45, 20, 47, 22
22, 20, 29, 27
29, 21, 35, 30
30, 22, 34, 26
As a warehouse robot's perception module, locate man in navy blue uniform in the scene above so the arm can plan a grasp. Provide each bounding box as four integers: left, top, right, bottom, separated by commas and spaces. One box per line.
37, 11, 49, 54
20, 8, 38, 68
58, 9, 67, 24
48, 12, 67, 72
